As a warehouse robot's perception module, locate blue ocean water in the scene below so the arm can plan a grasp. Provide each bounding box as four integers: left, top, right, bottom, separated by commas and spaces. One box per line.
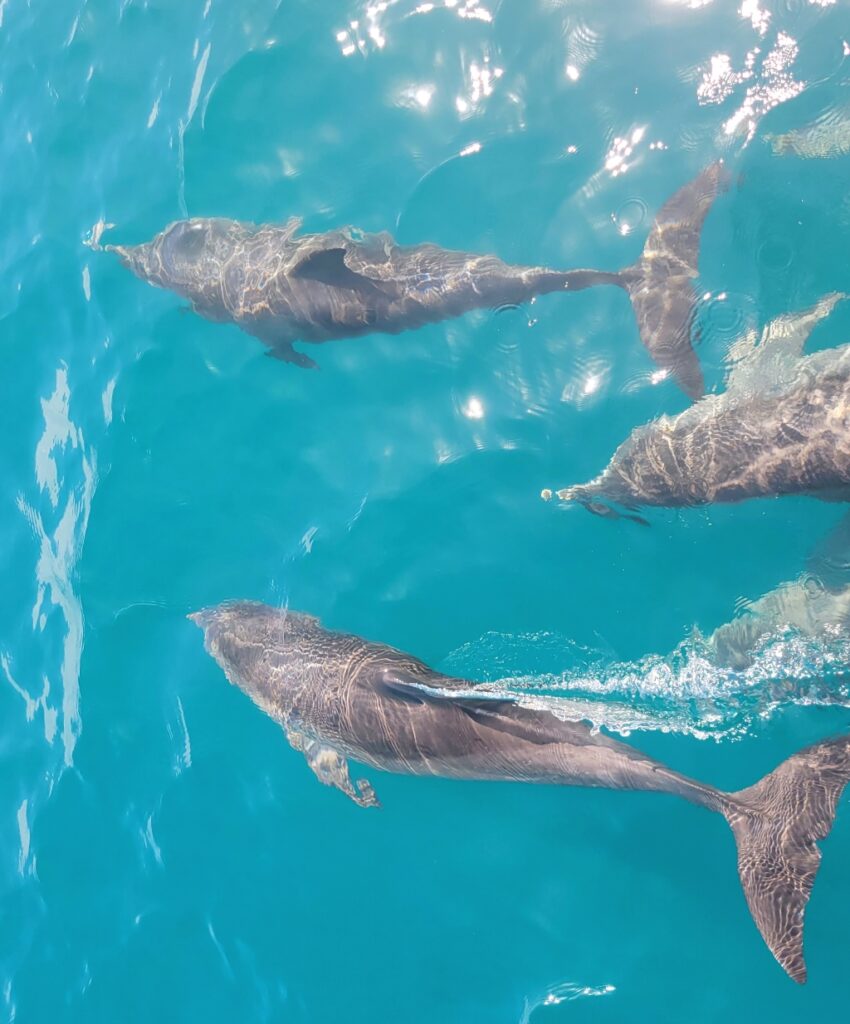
4, 0, 850, 1019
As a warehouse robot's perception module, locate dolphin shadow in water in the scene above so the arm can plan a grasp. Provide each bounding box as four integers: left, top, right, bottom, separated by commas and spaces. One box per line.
546, 292, 850, 519
105, 163, 729, 399
191, 600, 850, 984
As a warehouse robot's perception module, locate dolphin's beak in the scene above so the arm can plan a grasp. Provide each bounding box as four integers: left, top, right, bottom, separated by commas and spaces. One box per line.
105, 242, 145, 277
105, 243, 129, 262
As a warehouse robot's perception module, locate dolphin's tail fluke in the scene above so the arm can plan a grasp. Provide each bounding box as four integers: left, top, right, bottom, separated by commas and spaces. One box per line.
722, 734, 850, 983
614, 161, 730, 400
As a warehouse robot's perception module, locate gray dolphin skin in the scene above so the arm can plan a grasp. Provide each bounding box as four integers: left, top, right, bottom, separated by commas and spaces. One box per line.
766, 103, 850, 160
546, 292, 850, 519
190, 600, 850, 984
107, 163, 729, 398
712, 511, 850, 670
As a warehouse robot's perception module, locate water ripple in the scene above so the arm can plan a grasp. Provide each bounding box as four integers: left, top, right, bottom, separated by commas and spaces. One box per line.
442, 626, 850, 740
15, 367, 96, 766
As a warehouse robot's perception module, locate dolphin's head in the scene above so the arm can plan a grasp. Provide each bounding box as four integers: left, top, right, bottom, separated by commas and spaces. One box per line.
188, 601, 329, 714
107, 218, 238, 295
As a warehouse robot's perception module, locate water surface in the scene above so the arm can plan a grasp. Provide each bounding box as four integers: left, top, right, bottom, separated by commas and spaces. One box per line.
3, 0, 850, 1020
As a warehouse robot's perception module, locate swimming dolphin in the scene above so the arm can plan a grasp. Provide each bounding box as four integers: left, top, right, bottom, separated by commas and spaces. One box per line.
106, 163, 729, 398
766, 102, 850, 160
711, 512, 850, 670
545, 292, 850, 519
190, 600, 850, 984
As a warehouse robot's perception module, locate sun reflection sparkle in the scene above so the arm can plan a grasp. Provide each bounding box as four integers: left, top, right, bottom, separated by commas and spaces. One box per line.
456, 55, 503, 116
698, 31, 804, 145
463, 396, 485, 419
604, 126, 647, 177
740, 0, 770, 36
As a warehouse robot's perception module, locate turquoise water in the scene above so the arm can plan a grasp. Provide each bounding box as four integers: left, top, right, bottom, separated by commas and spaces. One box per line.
4, 0, 850, 1019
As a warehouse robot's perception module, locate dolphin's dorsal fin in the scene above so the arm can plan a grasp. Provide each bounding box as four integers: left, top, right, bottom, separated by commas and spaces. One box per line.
805, 510, 850, 592
279, 216, 303, 240
289, 245, 390, 299
342, 230, 396, 280
374, 672, 584, 746
376, 671, 515, 709
724, 292, 847, 393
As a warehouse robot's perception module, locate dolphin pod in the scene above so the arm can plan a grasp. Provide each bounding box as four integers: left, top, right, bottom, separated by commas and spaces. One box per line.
107, 162, 729, 399
190, 600, 850, 984
546, 293, 850, 519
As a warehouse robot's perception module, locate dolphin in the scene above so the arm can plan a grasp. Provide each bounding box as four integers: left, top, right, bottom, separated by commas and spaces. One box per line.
545, 292, 850, 519
766, 103, 850, 160
711, 512, 850, 670
105, 163, 730, 398
190, 599, 850, 984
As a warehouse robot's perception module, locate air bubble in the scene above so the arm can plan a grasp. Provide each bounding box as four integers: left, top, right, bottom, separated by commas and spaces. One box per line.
612, 197, 648, 237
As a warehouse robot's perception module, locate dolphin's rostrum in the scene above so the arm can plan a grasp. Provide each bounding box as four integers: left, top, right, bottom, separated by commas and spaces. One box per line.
546, 293, 850, 518
191, 600, 850, 984
107, 163, 729, 398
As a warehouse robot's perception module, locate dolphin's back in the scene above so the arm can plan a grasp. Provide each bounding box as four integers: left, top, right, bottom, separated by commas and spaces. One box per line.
563, 353, 850, 512
626, 365, 850, 506
214, 225, 568, 345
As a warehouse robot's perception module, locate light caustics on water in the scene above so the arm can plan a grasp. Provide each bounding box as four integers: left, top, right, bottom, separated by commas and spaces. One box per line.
4, 367, 96, 767
440, 625, 850, 741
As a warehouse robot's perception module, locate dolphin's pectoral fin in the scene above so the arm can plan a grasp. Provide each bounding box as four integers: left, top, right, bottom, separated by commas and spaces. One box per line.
585, 500, 650, 528
299, 735, 380, 808
265, 344, 318, 370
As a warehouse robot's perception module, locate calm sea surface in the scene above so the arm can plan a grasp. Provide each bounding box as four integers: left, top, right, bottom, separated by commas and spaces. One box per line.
3, 0, 850, 1020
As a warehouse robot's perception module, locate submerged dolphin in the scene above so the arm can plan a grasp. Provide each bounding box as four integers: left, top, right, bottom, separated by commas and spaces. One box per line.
712, 512, 850, 670
190, 600, 850, 983
106, 163, 729, 398
545, 292, 850, 519
766, 103, 850, 160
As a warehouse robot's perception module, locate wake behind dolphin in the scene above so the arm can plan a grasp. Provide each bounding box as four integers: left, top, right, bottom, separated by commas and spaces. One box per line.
105, 163, 729, 398
191, 600, 850, 984
545, 293, 850, 518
